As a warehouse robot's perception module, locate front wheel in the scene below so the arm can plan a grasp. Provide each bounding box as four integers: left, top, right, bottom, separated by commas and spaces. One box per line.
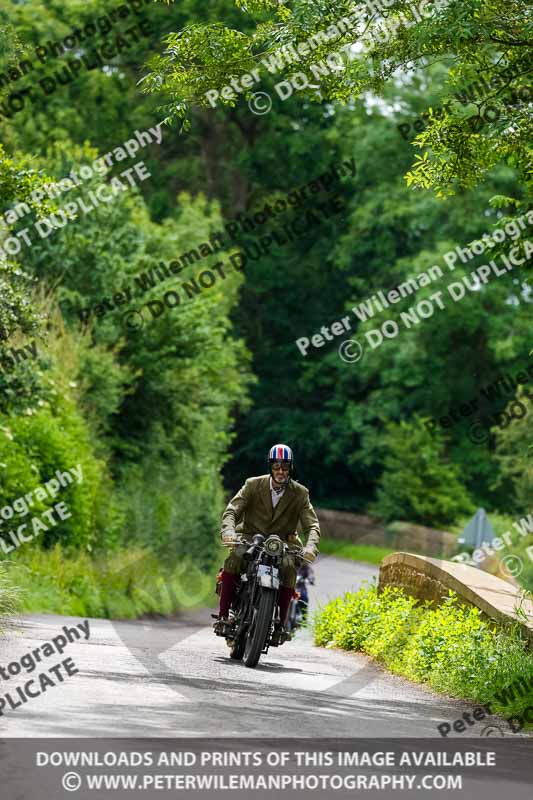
243, 589, 275, 668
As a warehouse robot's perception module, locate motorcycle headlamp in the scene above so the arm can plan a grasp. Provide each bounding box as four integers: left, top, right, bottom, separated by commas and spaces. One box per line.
264, 536, 283, 556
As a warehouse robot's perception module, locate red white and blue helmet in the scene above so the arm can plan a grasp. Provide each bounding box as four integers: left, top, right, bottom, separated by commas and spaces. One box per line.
268, 444, 293, 475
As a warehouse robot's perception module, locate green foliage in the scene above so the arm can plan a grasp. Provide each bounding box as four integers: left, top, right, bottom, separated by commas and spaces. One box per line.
0, 144, 53, 344
314, 581, 422, 653
1, 127, 252, 576
0, 402, 123, 553
314, 583, 533, 718
0, 561, 21, 630
6, 544, 216, 619
318, 538, 394, 565
142, 0, 532, 198
118, 437, 223, 571
492, 386, 533, 511
0, 0, 530, 626
141, 24, 256, 129
369, 417, 474, 526
215, 89, 530, 512
0, 300, 127, 554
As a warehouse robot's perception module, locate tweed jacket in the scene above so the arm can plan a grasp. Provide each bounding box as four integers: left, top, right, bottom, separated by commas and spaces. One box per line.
221, 475, 320, 556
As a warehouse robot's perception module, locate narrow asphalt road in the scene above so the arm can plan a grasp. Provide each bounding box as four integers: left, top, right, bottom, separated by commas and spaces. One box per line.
0, 555, 523, 738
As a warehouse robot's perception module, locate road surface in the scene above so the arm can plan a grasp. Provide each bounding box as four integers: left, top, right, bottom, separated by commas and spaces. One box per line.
0, 555, 523, 738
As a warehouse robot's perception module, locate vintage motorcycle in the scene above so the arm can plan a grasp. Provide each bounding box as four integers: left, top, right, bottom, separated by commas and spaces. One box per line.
215, 533, 303, 668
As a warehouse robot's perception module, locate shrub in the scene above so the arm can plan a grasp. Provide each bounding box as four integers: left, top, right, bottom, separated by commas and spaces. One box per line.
0, 302, 126, 554
0, 403, 123, 553
314, 584, 533, 719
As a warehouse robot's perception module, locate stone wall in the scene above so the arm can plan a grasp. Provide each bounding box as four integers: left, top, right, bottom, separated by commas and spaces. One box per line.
379, 557, 450, 602
316, 508, 457, 557
379, 552, 533, 646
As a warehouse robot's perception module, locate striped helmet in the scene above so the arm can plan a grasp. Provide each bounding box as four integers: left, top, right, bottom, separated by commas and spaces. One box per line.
268, 444, 293, 477
268, 444, 292, 462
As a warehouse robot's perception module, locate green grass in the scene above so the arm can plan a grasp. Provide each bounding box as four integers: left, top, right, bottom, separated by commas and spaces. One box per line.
0, 561, 22, 632
314, 582, 533, 725
319, 537, 394, 565
1, 544, 219, 619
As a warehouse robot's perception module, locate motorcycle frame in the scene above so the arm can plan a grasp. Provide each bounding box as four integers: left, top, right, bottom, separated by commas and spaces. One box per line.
230, 534, 301, 654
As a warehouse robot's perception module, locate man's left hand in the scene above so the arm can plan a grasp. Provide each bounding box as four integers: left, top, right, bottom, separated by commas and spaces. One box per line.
302, 547, 316, 563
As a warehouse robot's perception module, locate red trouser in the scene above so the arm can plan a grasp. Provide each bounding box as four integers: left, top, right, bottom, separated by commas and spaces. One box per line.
219, 571, 294, 623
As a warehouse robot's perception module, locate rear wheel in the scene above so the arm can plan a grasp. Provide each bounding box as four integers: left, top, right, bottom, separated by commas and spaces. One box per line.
286, 599, 298, 633
243, 589, 275, 668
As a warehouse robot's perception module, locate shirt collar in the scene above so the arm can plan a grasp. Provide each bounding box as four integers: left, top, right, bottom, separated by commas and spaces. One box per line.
270, 477, 286, 495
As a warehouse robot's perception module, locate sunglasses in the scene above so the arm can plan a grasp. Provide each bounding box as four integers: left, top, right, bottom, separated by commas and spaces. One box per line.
271, 461, 290, 471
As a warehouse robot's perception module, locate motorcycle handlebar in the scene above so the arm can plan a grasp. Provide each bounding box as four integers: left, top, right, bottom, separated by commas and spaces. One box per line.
287, 545, 303, 555
221, 536, 304, 561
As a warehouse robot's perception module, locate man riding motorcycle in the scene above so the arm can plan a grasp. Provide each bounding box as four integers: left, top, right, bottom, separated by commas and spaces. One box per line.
214, 444, 320, 639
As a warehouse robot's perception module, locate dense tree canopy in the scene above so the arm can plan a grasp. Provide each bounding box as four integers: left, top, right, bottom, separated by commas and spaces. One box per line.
0, 0, 531, 602
143, 0, 532, 198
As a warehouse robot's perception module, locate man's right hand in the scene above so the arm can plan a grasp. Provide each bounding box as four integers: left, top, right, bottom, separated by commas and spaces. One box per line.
302, 547, 317, 563
221, 530, 238, 546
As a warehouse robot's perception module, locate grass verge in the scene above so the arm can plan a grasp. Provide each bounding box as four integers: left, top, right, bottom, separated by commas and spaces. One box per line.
0, 561, 22, 632
1, 544, 221, 619
319, 537, 394, 565
314, 582, 533, 725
